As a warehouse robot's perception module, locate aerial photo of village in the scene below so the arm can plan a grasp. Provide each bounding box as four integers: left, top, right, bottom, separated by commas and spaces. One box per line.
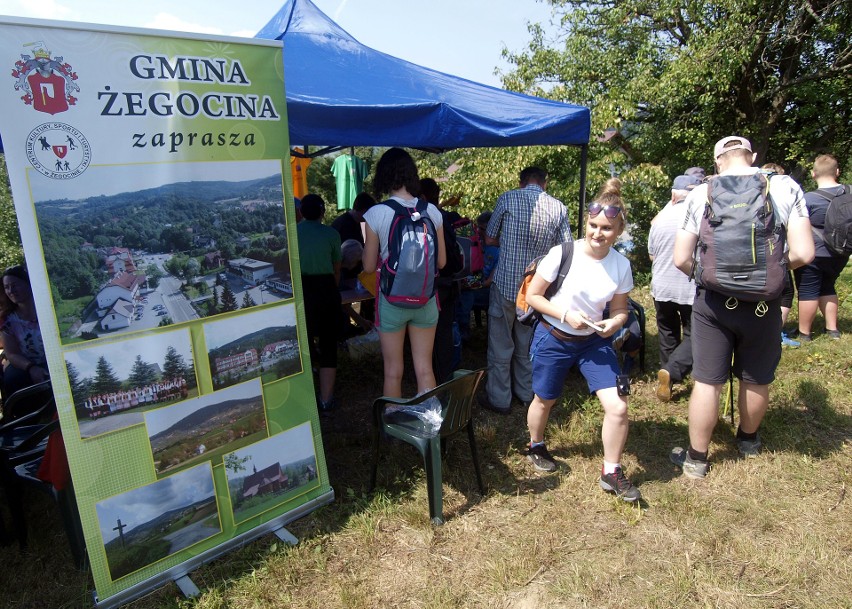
30, 160, 294, 345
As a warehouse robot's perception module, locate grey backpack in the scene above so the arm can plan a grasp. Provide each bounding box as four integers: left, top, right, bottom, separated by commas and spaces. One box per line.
694, 171, 786, 302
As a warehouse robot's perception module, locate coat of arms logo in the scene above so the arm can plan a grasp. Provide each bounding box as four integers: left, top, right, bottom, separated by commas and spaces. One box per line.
12, 41, 80, 115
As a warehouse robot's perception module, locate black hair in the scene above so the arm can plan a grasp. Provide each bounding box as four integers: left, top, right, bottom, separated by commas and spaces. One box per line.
419, 178, 440, 204
373, 148, 421, 198
299, 193, 326, 221
519, 166, 547, 186
2, 265, 30, 285
352, 192, 377, 213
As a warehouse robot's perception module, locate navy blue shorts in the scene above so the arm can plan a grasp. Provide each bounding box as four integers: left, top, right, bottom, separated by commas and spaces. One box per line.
530, 324, 619, 400
793, 256, 849, 300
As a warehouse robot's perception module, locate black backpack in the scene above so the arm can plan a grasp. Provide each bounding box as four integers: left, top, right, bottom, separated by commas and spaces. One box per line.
814, 185, 852, 256
515, 241, 574, 325
694, 172, 787, 302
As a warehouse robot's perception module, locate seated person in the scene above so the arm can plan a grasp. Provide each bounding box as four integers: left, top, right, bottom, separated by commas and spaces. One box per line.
1, 266, 48, 400
340, 239, 373, 337
334, 193, 377, 321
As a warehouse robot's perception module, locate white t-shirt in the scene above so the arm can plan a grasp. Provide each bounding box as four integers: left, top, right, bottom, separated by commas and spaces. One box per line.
682, 167, 809, 234
363, 196, 444, 260
536, 240, 634, 336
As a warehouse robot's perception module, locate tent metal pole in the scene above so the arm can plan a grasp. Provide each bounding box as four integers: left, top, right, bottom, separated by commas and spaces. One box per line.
578, 143, 588, 237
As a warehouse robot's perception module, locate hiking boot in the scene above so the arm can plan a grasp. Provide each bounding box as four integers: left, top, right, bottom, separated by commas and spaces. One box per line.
789, 329, 812, 343
670, 446, 709, 479
656, 369, 672, 402
826, 329, 842, 340
781, 332, 800, 348
526, 443, 557, 473
599, 467, 641, 502
736, 434, 762, 458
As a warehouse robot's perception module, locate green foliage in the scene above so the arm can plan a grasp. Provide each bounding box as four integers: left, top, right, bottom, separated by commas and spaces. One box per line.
128, 354, 158, 387
93, 355, 122, 394
220, 282, 238, 312
241, 291, 257, 308
504, 0, 851, 177
162, 345, 190, 381
0, 154, 24, 268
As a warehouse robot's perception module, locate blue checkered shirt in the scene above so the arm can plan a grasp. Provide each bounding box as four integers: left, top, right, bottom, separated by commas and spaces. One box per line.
486, 184, 573, 301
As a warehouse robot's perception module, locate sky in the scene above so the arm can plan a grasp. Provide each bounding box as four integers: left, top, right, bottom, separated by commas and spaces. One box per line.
204, 302, 297, 349
96, 462, 215, 543
30, 159, 283, 202
0, 0, 554, 88
144, 378, 262, 436
226, 421, 315, 479
64, 327, 194, 378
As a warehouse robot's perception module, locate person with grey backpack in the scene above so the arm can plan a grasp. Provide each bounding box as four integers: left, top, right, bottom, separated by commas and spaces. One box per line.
669, 136, 814, 479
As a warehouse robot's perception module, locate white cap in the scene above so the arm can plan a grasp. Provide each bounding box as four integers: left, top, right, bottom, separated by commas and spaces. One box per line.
714, 136, 752, 160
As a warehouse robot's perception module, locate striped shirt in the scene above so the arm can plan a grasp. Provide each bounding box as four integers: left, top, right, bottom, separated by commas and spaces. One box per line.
486, 184, 573, 300
649, 200, 695, 305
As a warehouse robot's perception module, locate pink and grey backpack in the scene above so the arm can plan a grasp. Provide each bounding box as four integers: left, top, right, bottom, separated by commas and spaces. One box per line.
379, 199, 438, 308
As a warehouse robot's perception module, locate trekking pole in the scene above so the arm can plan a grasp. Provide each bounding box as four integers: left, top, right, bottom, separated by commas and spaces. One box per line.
727, 369, 735, 425
721, 362, 734, 425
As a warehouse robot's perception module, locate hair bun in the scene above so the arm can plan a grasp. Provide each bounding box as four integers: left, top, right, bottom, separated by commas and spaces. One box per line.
600, 177, 622, 197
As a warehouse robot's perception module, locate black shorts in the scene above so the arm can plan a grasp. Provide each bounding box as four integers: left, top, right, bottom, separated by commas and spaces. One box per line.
302, 274, 342, 368
691, 288, 781, 385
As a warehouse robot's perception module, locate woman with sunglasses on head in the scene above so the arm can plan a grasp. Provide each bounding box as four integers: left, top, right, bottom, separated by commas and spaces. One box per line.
523, 178, 640, 502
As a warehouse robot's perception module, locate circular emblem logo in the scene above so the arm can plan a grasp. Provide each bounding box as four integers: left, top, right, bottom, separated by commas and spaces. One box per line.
25, 122, 91, 179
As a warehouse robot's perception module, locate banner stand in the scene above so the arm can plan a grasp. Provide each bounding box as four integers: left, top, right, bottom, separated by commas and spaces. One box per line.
0, 18, 335, 607
174, 526, 298, 599
93, 489, 334, 609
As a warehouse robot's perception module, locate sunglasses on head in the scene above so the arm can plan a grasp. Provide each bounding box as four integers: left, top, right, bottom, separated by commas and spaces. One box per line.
588, 202, 623, 219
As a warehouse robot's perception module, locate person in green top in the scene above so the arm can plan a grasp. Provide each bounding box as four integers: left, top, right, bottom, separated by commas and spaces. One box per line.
297, 194, 342, 412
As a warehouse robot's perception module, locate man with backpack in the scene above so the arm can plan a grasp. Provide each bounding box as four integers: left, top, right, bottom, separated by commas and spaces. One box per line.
670, 136, 814, 478
791, 154, 850, 341
481, 166, 573, 415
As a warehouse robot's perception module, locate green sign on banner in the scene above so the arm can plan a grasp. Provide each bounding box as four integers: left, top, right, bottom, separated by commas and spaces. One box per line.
0, 18, 332, 606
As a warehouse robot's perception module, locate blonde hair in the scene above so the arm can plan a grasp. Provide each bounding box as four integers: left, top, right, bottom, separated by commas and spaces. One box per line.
813, 154, 839, 179
590, 177, 627, 223
761, 162, 785, 175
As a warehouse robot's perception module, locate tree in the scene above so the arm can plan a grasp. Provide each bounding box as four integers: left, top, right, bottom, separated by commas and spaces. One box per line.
185, 257, 201, 284
128, 355, 157, 387
162, 345, 189, 380
66, 360, 89, 406
220, 282, 238, 312
0, 155, 23, 269
471, 0, 852, 273
146, 264, 164, 289
241, 291, 257, 309
93, 355, 122, 394
504, 0, 852, 176
224, 453, 251, 475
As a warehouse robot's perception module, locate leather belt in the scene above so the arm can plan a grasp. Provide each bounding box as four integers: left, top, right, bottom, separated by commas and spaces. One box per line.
539, 319, 594, 342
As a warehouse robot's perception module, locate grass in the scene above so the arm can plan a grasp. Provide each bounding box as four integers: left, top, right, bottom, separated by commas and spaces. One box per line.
2, 267, 851, 609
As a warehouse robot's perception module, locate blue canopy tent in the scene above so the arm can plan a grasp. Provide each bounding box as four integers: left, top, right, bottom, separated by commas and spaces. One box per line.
256, 0, 591, 216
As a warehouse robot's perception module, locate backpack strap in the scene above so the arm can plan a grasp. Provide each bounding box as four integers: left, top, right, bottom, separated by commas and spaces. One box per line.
544, 241, 575, 298
814, 185, 850, 202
